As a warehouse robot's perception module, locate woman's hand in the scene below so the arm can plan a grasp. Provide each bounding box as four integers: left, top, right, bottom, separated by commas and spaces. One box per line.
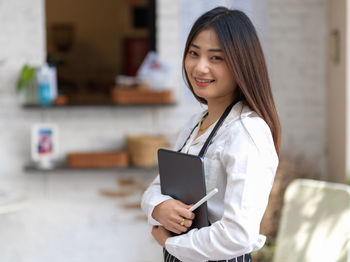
152, 199, 195, 234
152, 226, 172, 247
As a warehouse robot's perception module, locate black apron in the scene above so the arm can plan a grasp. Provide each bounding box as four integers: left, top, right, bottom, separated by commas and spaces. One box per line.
163, 248, 252, 262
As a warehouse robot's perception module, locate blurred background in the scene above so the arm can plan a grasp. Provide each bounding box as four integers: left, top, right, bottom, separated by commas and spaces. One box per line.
0, 0, 349, 261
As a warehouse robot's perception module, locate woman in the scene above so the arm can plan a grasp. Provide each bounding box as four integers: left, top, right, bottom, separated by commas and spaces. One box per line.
141, 6, 281, 262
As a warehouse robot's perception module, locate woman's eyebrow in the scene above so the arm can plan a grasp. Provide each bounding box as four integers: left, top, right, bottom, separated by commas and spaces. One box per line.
208, 48, 223, 52
191, 43, 200, 49
190, 44, 222, 52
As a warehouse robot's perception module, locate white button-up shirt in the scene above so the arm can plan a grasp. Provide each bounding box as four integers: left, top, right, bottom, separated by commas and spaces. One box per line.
141, 102, 279, 262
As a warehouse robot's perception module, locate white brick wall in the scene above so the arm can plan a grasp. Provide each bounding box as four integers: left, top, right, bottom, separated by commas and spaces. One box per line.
0, 0, 328, 178
269, 0, 327, 176
0, 0, 45, 66
0, 0, 46, 177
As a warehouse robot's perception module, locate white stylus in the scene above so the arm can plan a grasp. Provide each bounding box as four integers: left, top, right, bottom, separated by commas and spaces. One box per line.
189, 188, 218, 212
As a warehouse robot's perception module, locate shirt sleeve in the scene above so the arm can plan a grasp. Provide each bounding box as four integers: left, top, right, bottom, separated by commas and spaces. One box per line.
141, 175, 173, 225
165, 116, 279, 262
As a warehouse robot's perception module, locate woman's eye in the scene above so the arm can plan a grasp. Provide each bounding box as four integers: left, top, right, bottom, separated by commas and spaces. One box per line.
212, 56, 223, 61
188, 50, 198, 56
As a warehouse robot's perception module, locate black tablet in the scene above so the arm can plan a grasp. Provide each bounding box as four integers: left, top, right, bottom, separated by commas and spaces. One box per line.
158, 148, 209, 230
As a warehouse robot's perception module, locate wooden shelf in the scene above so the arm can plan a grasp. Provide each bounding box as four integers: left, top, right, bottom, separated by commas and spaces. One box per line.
21, 103, 176, 109
24, 162, 158, 173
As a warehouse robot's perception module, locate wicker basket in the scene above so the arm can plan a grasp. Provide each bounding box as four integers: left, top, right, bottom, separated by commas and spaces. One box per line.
126, 135, 167, 167
67, 151, 129, 168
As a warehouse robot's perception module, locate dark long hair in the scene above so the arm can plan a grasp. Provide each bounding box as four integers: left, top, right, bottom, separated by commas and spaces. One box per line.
183, 7, 281, 156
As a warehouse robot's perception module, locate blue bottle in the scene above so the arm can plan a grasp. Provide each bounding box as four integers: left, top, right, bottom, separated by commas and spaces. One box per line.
37, 66, 52, 106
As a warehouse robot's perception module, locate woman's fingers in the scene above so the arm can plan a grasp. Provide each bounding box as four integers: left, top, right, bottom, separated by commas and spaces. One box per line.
183, 209, 195, 220
153, 199, 195, 234
183, 218, 192, 228
170, 224, 187, 234
170, 217, 193, 233
168, 225, 182, 234
174, 216, 192, 227
176, 200, 192, 209
173, 201, 195, 220
176, 207, 195, 220
163, 215, 192, 234
161, 213, 184, 233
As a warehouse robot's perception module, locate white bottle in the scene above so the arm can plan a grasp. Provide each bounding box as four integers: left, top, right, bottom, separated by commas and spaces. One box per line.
37, 64, 58, 106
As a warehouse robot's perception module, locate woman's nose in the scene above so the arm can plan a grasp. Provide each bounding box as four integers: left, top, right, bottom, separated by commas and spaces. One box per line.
194, 58, 210, 74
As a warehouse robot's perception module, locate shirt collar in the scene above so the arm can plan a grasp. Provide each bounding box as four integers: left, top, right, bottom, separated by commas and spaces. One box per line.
194, 101, 253, 127
222, 101, 253, 126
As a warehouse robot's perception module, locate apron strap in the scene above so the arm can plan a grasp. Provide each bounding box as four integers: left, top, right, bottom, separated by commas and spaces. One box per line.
198, 102, 234, 158
177, 112, 208, 153
177, 102, 235, 158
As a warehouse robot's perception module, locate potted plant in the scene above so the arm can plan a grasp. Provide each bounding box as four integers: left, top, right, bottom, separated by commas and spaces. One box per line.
16, 64, 38, 105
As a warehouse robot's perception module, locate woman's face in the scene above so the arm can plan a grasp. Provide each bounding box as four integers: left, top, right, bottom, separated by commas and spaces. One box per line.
185, 28, 236, 105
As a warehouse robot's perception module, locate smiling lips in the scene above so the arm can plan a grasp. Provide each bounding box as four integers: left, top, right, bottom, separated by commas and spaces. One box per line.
194, 77, 215, 87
